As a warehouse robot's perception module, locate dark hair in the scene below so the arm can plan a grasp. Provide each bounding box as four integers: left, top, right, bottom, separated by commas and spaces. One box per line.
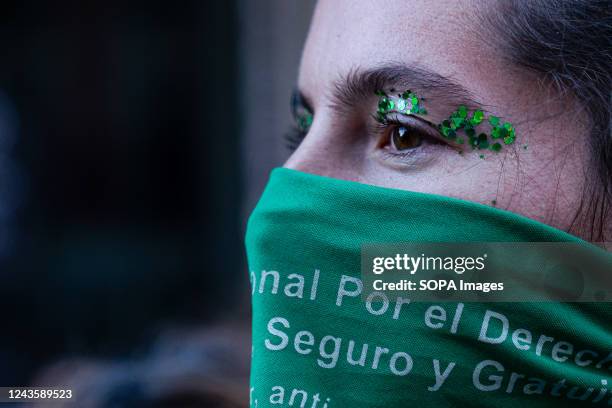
484, 0, 611, 241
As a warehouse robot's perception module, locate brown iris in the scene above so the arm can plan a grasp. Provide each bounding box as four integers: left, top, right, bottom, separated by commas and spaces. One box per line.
391, 125, 422, 150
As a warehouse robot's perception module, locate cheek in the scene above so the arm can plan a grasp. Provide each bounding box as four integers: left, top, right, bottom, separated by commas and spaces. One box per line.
359, 140, 584, 232
501, 146, 586, 230
361, 152, 504, 202
505, 115, 588, 228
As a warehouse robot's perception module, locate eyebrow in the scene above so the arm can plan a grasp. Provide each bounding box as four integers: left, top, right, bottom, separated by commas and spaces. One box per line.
327, 64, 483, 115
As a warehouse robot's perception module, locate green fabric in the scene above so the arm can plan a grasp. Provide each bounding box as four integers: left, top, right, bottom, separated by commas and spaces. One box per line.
246, 168, 611, 407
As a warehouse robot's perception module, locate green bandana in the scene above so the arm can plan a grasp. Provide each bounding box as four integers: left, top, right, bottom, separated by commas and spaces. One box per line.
246, 168, 611, 407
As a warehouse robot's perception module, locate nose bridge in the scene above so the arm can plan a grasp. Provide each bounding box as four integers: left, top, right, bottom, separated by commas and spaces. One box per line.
283, 114, 359, 180
283, 125, 334, 176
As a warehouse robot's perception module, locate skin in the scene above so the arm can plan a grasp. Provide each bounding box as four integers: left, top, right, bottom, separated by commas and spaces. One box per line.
285, 0, 590, 237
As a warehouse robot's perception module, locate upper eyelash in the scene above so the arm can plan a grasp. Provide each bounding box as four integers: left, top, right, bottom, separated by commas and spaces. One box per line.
376, 113, 464, 150
372, 116, 442, 146
374, 110, 435, 132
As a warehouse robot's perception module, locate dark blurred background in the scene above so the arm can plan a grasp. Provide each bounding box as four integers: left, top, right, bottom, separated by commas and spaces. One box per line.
0, 2, 315, 396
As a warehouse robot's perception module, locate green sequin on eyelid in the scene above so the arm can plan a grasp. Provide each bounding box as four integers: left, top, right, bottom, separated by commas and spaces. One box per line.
375, 89, 517, 153
296, 111, 313, 133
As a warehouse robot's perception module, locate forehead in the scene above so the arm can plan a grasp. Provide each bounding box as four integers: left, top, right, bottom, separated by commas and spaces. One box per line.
299, 0, 517, 111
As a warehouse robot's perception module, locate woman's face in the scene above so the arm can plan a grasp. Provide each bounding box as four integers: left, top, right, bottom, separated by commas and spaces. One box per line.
286, 0, 588, 234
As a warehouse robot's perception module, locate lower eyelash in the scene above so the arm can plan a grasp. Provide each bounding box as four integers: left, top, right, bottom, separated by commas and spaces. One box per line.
376, 148, 436, 170
379, 149, 420, 161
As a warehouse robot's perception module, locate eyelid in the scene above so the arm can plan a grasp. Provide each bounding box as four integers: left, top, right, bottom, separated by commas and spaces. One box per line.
291, 88, 314, 116
381, 112, 463, 149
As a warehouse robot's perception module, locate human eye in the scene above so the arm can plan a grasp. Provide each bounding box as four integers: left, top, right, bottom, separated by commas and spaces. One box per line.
373, 91, 515, 166
373, 111, 461, 165
285, 89, 313, 151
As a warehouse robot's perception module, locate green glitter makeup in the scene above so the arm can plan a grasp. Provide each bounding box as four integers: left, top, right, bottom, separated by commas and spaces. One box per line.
377, 89, 426, 121
296, 110, 313, 134
291, 89, 314, 135
375, 89, 516, 153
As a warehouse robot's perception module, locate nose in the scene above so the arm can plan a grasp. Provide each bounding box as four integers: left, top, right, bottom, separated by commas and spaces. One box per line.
283, 114, 363, 181
284, 129, 334, 176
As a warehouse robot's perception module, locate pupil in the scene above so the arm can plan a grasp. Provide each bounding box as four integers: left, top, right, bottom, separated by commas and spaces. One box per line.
392, 126, 421, 150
